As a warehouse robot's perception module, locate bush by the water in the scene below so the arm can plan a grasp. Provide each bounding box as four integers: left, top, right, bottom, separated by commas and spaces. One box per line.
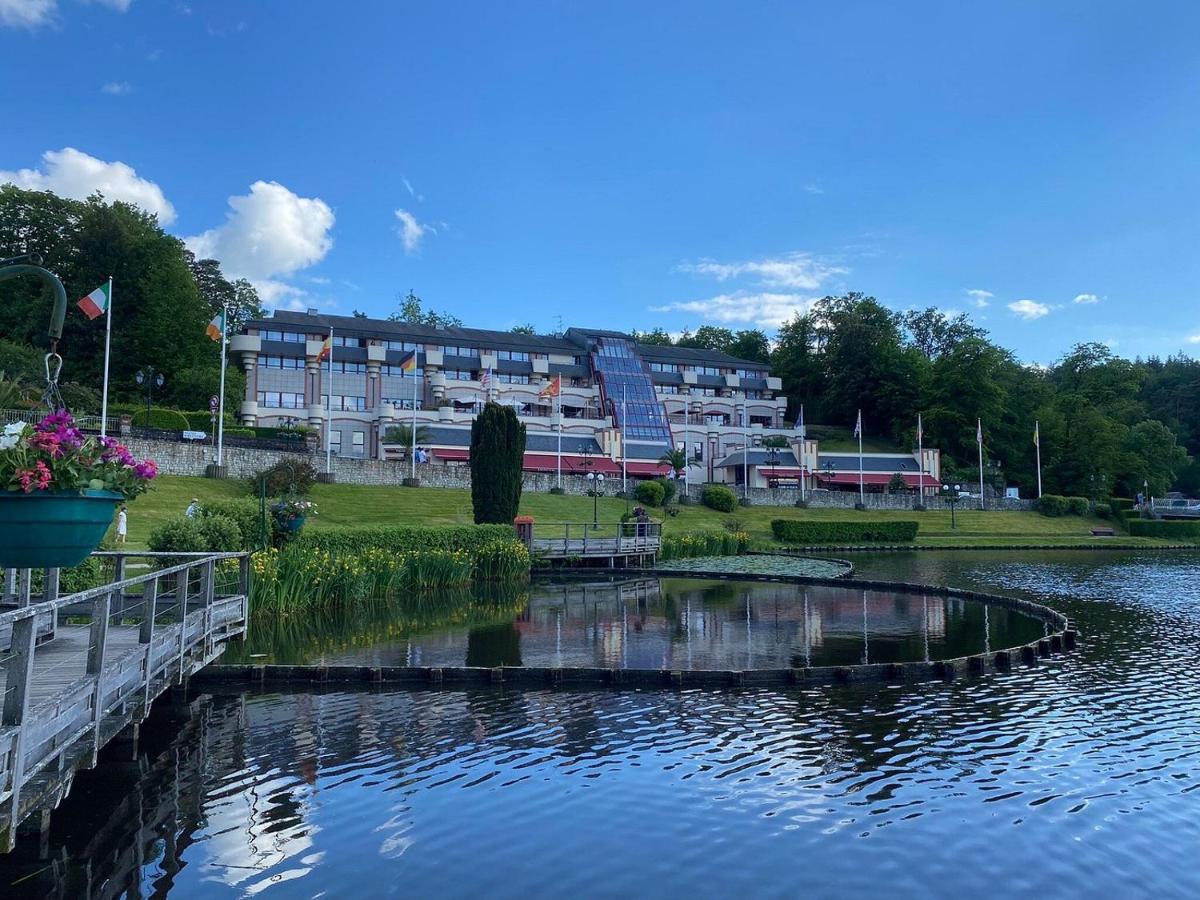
197, 498, 277, 550
1093, 502, 1112, 519
1067, 496, 1090, 516
1127, 520, 1200, 540
148, 514, 242, 554
635, 480, 666, 507
1037, 494, 1091, 517
771, 519, 919, 544
702, 485, 738, 512
660, 529, 750, 560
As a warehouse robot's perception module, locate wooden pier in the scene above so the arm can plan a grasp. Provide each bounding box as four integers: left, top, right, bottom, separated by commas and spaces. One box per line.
0, 551, 249, 850
527, 521, 662, 565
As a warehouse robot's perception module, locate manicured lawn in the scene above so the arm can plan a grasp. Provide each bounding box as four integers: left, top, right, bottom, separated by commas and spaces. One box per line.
112, 475, 1184, 550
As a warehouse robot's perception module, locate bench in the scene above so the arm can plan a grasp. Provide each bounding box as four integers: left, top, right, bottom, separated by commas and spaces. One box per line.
1090, 527, 1116, 537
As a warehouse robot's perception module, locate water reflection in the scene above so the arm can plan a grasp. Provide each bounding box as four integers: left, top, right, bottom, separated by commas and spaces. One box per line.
227, 577, 1044, 671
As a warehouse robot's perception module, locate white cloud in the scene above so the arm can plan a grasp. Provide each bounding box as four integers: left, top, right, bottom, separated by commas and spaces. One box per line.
101, 81, 132, 95
1008, 299, 1051, 321
652, 292, 820, 329
252, 279, 310, 311
677, 251, 846, 291
1073, 292, 1100, 305
393, 208, 434, 255
89, 0, 132, 10
0, 147, 176, 223
0, 0, 55, 27
185, 180, 334, 281
308, 275, 331, 285
1187, 334, 1200, 345
803, 182, 824, 195
966, 288, 992, 308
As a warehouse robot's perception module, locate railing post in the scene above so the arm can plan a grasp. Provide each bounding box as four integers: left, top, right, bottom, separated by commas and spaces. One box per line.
583, 525, 588, 555
3, 567, 15, 602
1, 612, 36, 851
140, 576, 159, 709
201, 559, 215, 658
17, 568, 31, 607
112, 553, 126, 617
87, 591, 113, 763
44, 566, 60, 635
176, 566, 190, 684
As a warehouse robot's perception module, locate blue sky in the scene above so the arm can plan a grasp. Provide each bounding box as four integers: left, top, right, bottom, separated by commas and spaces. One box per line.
2, 1, 1198, 363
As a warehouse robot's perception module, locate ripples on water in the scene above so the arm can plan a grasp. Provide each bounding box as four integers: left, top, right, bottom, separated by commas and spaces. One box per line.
5, 551, 1200, 898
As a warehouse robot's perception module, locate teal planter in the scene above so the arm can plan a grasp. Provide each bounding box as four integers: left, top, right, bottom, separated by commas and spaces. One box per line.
0, 489, 122, 569
279, 515, 306, 533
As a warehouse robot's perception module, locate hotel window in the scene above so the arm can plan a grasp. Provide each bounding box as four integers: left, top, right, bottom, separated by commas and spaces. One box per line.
444, 369, 473, 381
441, 345, 477, 357
320, 395, 368, 411
329, 431, 342, 453
655, 384, 678, 394
352, 431, 366, 453
256, 355, 304, 369
498, 373, 530, 384
692, 365, 722, 376
333, 336, 364, 348
384, 398, 425, 410
736, 369, 766, 379
257, 329, 305, 343
743, 390, 763, 400
382, 364, 424, 377
649, 362, 679, 373
329, 361, 367, 374
385, 340, 419, 352
497, 350, 530, 361
256, 391, 306, 408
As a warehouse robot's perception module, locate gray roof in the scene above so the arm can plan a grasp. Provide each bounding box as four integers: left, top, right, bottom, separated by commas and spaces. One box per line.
635, 342, 771, 370
716, 448, 800, 468
623, 440, 673, 460
817, 453, 919, 472
406, 424, 601, 455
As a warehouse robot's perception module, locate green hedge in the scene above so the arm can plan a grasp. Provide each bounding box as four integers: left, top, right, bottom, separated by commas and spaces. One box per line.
148, 514, 242, 553
1066, 496, 1090, 516
702, 485, 738, 513
130, 407, 191, 430
198, 499, 277, 550
1127, 520, 1200, 540
771, 519, 919, 543
634, 480, 666, 507
1037, 494, 1091, 517
294, 524, 518, 555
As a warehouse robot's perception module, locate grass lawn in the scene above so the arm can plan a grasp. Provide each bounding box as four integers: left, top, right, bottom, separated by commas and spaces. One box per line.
111, 475, 1186, 550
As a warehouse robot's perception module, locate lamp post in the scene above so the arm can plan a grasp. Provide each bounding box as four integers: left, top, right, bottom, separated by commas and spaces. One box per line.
135, 367, 165, 428
587, 471, 605, 530
943, 483, 962, 529
766, 446, 780, 488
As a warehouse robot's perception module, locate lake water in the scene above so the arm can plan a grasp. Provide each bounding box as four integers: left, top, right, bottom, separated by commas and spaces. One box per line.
5, 550, 1200, 898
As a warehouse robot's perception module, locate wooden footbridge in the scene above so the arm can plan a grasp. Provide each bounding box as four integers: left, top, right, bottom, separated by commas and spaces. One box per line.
524, 521, 662, 566
0, 551, 249, 850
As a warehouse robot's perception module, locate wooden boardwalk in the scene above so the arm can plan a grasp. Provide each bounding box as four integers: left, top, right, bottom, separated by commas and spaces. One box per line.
529, 521, 662, 564
0, 551, 249, 850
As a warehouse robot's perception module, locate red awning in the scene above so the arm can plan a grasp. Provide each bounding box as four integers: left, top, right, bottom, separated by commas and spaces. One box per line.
624, 462, 673, 476
434, 448, 470, 461
814, 472, 936, 487
522, 453, 621, 475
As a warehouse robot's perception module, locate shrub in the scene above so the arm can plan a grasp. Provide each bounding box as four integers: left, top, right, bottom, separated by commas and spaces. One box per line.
1093, 503, 1112, 519
702, 485, 738, 513
247, 458, 317, 497
130, 407, 191, 431
1127, 520, 1200, 540
771, 520, 919, 543
660, 530, 750, 560
658, 477, 677, 506
148, 514, 242, 554
470, 403, 526, 524
635, 480, 666, 507
199, 498, 275, 550
1066, 496, 1090, 516
1036, 494, 1070, 517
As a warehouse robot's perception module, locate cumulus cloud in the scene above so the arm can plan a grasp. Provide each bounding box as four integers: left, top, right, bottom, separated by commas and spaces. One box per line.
0, 147, 176, 223
1073, 293, 1100, 305
253, 280, 310, 311
0, 0, 54, 26
1187, 334, 1200, 345
966, 288, 992, 308
678, 251, 846, 291
1008, 299, 1051, 321
803, 182, 824, 195
101, 81, 132, 95
90, 0, 133, 10
186, 180, 334, 281
652, 292, 820, 329
393, 208, 434, 254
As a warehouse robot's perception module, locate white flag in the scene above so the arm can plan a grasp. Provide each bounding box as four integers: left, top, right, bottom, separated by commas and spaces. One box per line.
976, 418, 983, 444
916, 413, 923, 443
853, 409, 862, 438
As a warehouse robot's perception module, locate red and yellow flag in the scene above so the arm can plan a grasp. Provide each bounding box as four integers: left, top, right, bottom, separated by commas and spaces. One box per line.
399, 351, 417, 374
538, 374, 561, 399
317, 334, 333, 361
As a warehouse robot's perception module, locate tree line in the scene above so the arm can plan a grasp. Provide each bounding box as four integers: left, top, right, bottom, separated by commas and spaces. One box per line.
637, 294, 1196, 499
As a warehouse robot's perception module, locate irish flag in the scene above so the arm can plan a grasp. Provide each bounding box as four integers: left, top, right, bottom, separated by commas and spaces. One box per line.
77, 282, 110, 320
206, 310, 225, 342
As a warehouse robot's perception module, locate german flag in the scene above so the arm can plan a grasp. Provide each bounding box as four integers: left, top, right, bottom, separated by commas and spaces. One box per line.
317, 334, 333, 361
399, 351, 417, 374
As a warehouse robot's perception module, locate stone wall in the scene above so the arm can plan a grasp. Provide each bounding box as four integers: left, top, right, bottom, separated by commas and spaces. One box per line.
128, 438, 1034, 510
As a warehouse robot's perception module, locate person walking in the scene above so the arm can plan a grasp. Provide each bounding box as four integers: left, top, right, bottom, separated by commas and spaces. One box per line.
116, 505, 128, 544
186, 497, 201, 518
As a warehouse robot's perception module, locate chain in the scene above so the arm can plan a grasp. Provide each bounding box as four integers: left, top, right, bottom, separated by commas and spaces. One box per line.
40, 340, 68, 413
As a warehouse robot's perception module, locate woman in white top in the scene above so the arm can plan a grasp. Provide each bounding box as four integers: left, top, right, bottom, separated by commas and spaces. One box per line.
116, 505, 128, 544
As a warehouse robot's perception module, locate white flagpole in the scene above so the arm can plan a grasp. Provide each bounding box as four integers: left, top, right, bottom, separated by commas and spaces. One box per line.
683, 395, 689, 498
216, 305, 227, 467
743, 405, 749, 499
977, 418, 985, 510
857, 409, 865, 505
555, 389, 562, 489
411, 357, 418, 482
621, 384, 627, 494
917, 412, 924, 503
1035, 421, 1043, 498
799, 403, 806, 502
100, 276, 113, 436
325, 327, 333, 475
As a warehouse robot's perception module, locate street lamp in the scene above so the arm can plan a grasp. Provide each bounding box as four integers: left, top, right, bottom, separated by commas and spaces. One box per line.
586, 471, 605, 530
766, 446, 780, 488
943, 483, 962, 529
135, 367, 165, 427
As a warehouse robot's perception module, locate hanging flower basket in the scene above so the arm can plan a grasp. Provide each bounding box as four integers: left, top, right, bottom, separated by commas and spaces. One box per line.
0, 489, 125, 568
0, 412, 157, 569
272, 498, 317, 536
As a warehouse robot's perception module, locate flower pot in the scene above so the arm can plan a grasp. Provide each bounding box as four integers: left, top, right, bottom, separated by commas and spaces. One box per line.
0, 489, 122, 569
279, 515, 307, 533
